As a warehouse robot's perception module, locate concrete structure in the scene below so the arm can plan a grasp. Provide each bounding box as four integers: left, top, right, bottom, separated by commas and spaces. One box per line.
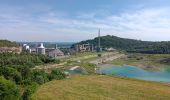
36, 43, 45, 55
74, 29, 101, 52
46, 44, 64, 58
46, 48, 64, 58
22, 44, 31, 53
75, 43, 94, 52
105, 48, 116, 52
97, 29, 102, 52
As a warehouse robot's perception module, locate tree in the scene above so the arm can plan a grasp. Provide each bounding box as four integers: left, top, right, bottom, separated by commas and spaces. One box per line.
76, 35, 170, 54
0, 67, 22, 84
0, 76, 20, 100
48, 69, 65, 80
32, 70, 49, 85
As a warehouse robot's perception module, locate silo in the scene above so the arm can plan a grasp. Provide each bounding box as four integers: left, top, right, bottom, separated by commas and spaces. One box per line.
36, 43, 45, 55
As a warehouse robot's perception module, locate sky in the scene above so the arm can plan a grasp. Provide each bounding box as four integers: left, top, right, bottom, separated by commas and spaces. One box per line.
0, 0, 170, 42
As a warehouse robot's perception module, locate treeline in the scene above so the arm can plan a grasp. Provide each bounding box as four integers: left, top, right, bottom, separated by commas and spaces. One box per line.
0, 52, 65, 100
0, 40, 19, 47
76, 35, 170, 54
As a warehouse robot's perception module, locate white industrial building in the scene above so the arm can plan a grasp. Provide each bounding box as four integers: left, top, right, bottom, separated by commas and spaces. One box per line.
36, 43, 45, 55
22, 44, 31, 53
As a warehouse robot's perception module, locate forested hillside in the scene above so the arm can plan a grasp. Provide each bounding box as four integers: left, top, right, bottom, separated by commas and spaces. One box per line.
0, 40, 19, 47
76, 35, 170, 54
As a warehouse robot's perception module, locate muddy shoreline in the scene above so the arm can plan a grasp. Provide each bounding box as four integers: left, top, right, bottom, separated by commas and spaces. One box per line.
97, 63, 166, 71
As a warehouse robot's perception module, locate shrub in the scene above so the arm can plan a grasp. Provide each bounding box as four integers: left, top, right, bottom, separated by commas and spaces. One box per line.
0, 67, 22, 84
98, 54, 102, 57
0, 76, 20, 100
49, 69, 65, 80
32, 70, 49, 85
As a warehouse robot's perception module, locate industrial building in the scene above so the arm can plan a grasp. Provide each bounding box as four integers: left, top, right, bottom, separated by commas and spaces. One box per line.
36, 43, 45, 55
73, 29, 101, 52
74, 43, 94, 52
46, 44, 64, 58
22, 44, 31, 53
21, 43, 64, 58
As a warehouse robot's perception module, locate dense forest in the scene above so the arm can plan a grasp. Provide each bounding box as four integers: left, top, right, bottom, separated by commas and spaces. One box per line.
0, 52, 65, 100
0, 40, 19, 47
76, 35, 170, 54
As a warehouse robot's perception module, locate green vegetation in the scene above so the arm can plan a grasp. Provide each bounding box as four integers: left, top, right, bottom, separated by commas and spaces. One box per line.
98, 53, 102, 57
61, 52, 98, 62
76, 35, 170, 54
0, 52, 60, 66
0, 40, 19, 47
77, 63, 96, 74
111, 53, 170, 70
22, 82, 39, 100
0, 76, 20, 100
63, 61, 96, 74
72, 52, 97, 57
48, 69, 66, 80
60, 52, 98, 74
32, 75, 170, 100
2, 40, 170, 100
0, 52, 65, 100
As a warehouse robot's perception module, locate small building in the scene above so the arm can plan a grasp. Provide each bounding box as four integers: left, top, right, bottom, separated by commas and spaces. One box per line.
36, 43, 45, 55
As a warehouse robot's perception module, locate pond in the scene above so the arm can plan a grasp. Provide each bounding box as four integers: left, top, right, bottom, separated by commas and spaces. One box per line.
97, 64, 170, 83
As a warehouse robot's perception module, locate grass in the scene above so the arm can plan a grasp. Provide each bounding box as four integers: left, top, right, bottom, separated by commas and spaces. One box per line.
60, 52, 105, 70
77, 63, 96, 74
60, 52, 99, 64
73, 52, 98, 57
32, 75, 170, 100
111, 53, 170, 71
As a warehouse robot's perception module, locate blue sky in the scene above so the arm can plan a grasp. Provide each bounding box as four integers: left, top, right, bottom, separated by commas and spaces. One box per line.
0, 0, 170, 42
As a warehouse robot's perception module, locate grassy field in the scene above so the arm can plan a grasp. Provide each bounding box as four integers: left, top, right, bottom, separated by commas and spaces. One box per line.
111, 53, 170, 70
60, 52, 98, 61
32, 75, 170, 100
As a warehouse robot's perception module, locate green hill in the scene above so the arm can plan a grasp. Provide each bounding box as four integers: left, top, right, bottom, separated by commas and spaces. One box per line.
0, 40, 19, 47
75, 35, 170, 54
32, 75, 170, 100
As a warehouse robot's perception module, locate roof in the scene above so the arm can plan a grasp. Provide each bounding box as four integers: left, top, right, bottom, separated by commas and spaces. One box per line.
37, 43, 45, 48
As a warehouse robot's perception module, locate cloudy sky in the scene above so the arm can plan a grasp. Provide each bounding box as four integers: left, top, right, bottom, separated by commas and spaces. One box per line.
0, 0, 170, 42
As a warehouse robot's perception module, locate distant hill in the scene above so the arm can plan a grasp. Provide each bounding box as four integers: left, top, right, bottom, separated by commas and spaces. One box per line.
0, 40, 19, 47
76, 35, 170, 54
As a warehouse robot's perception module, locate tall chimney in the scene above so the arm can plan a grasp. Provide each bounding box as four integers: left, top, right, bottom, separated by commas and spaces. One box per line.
98, 29, 101, 49
55, 44, 58, 49
97, 29, 101, 52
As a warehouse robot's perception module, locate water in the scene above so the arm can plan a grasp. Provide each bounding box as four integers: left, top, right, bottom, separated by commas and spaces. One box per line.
97, 64, 170, 83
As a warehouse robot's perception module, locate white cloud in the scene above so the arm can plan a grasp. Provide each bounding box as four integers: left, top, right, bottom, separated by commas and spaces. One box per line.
1, 6, 170, 42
